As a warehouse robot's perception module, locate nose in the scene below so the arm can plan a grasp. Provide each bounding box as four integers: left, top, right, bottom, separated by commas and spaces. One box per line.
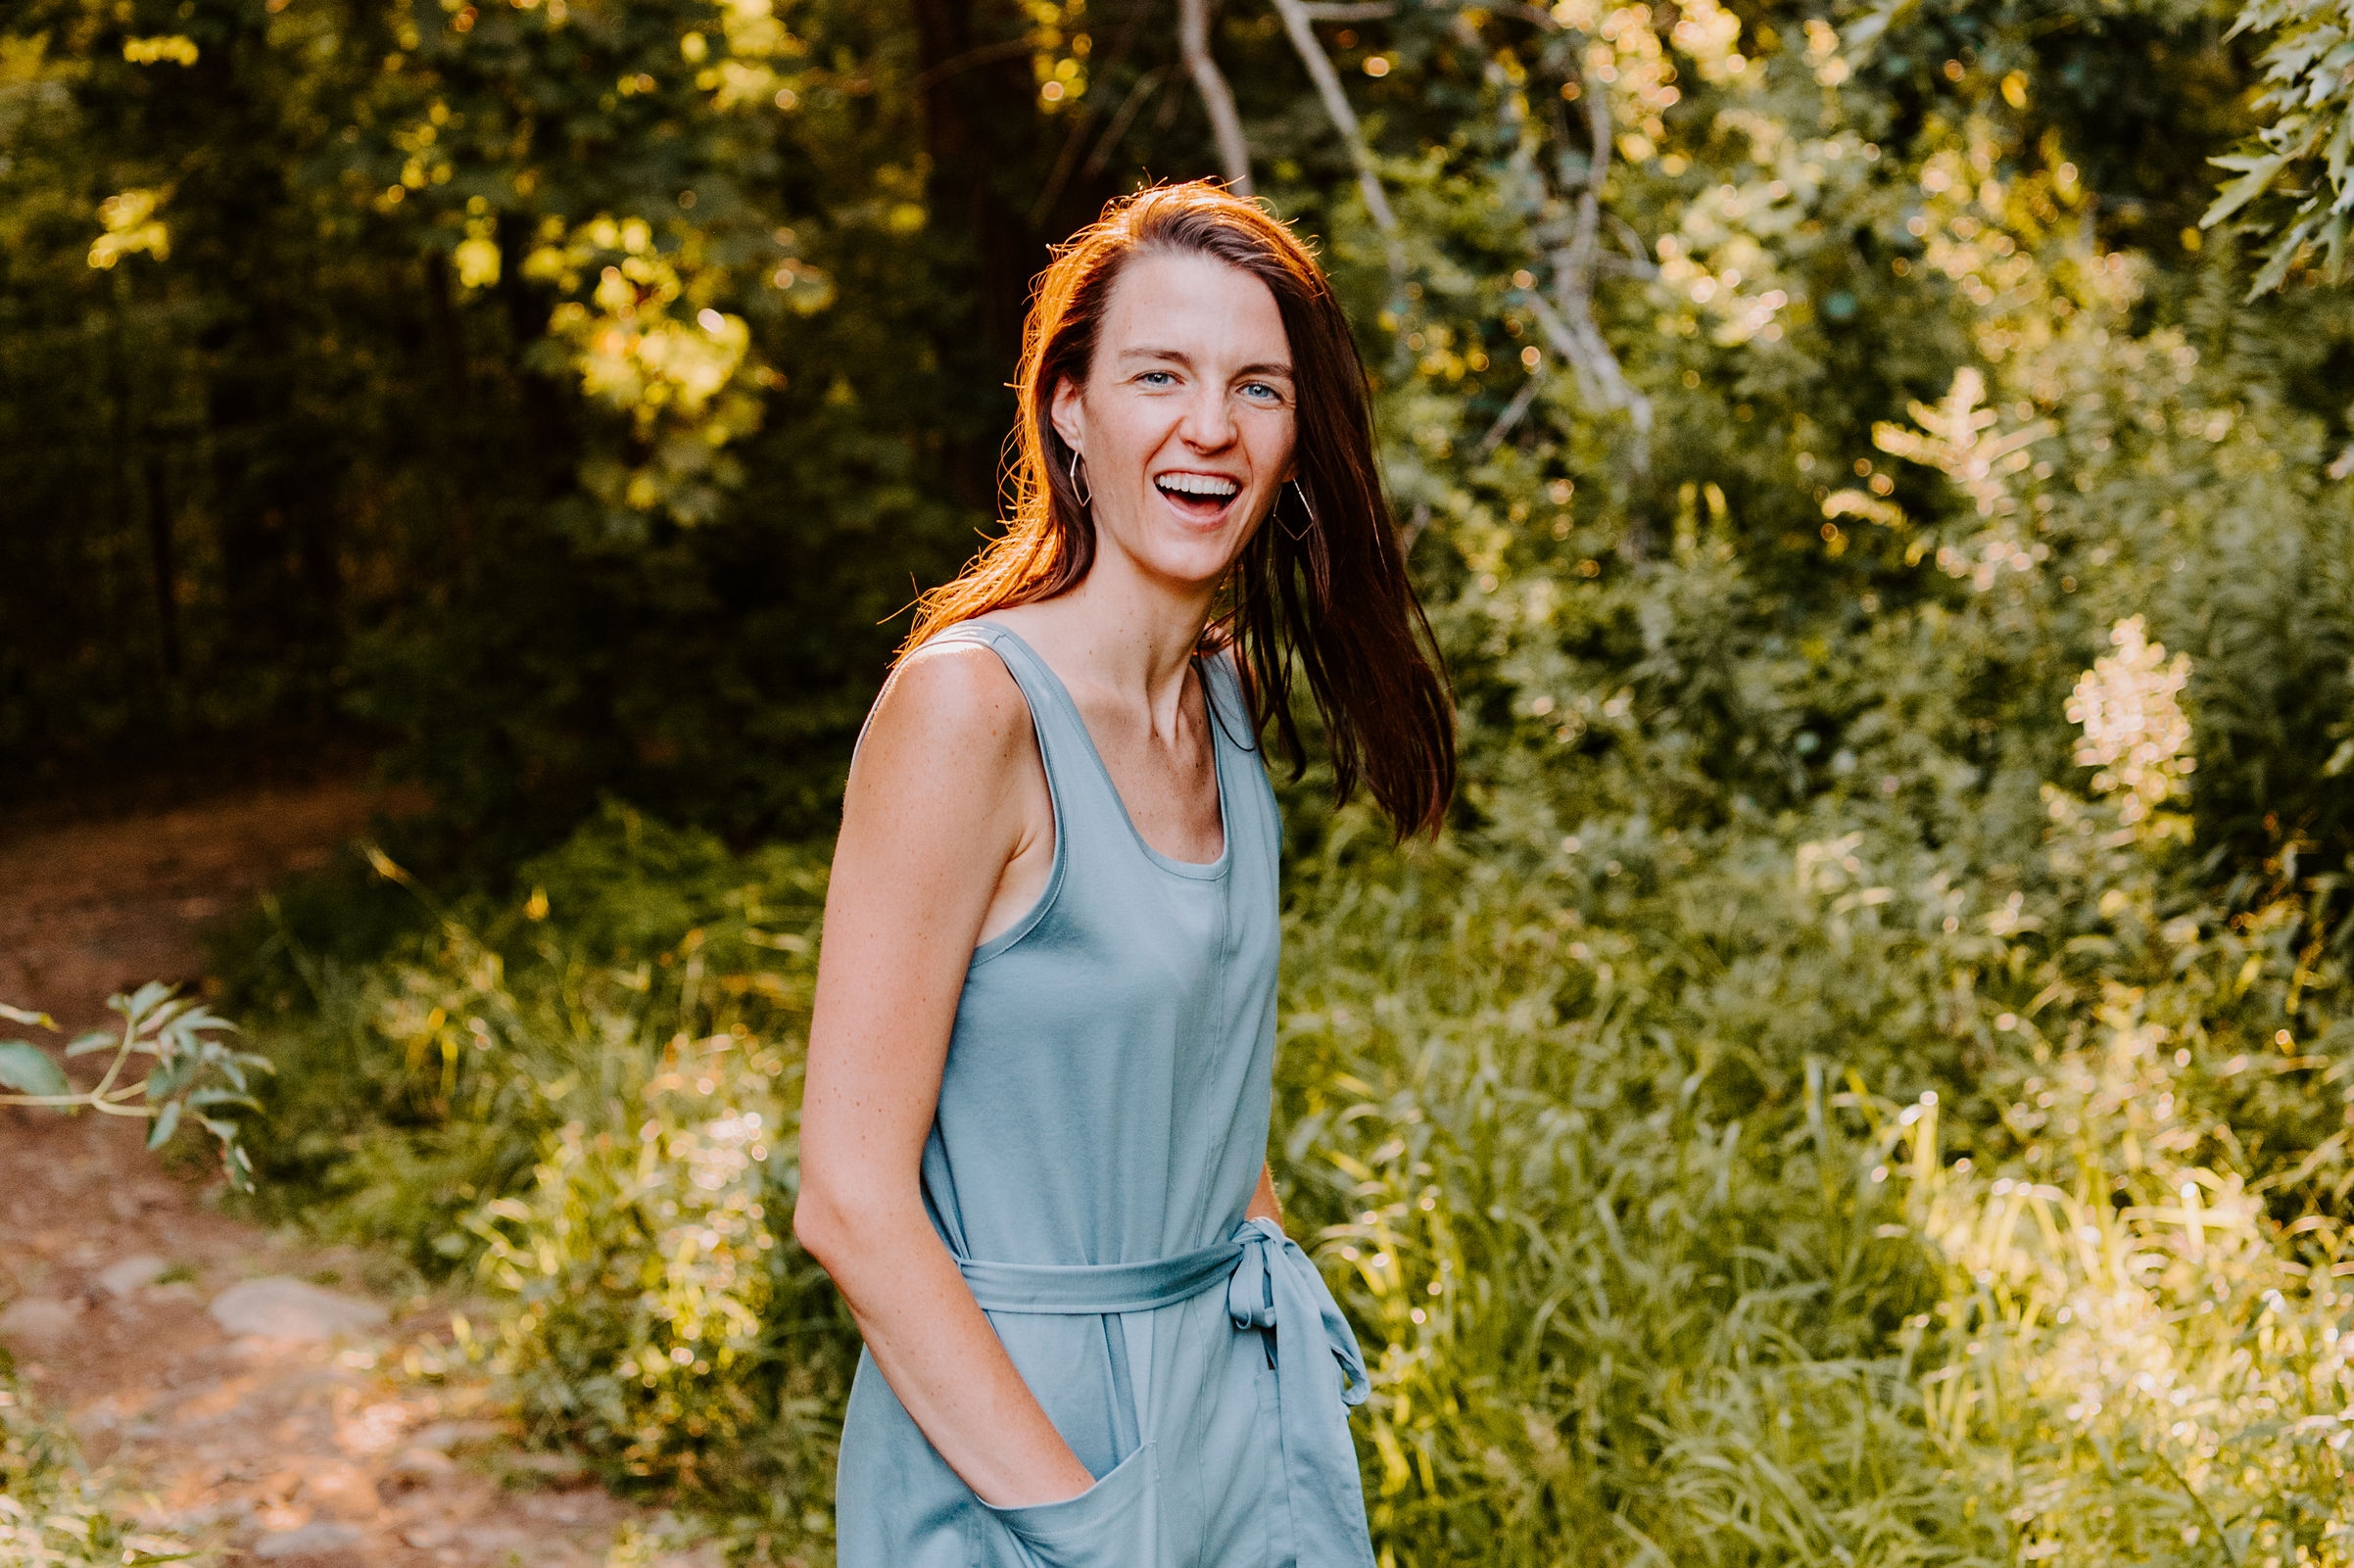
1177, 384, 1239, 452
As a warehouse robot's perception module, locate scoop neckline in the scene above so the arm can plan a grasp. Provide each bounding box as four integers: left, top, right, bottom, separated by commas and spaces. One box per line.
970, 620, 1232, 880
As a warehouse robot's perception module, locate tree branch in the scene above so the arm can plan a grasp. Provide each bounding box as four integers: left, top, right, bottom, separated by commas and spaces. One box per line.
1081, 66, 1170, 181
1553, 76, 1651, 486
1479, 1, 1563, 28
1476, 370, 1546, 456
1268, 0, 1400, 239
1030, 0, 1163, 226
1499, 19, 1655, 551
1400, 499, 1430, 557
1178, 0, 1254, 193
907, 37, 1035, 96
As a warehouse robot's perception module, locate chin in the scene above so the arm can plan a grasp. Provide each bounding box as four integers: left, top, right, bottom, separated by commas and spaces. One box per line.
1137, 534, 1245, 590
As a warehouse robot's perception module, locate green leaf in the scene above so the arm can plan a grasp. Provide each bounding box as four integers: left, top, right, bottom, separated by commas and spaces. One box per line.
142, 999, 195, 1045
147, 1098, 182, 1151
0, 1003, 54, 1028
144, 1058, 196, 1101
65, 1030, 116, 1057
2205, 155, 2291, 225
0, 1041, 70, 1097
2252, 228, 2308, 295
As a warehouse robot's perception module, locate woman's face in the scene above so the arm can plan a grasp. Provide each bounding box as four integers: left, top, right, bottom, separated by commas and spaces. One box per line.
1050, 251, 1297, 595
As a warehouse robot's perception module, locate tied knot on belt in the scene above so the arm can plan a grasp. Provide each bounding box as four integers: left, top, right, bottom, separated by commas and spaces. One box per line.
1223, 1217, 1370, 1410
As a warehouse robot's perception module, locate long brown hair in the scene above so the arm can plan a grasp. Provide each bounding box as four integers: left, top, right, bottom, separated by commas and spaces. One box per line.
903, 181, 1455, 837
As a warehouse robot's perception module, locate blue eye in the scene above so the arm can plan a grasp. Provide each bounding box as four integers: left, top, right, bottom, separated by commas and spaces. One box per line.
1242, 382, 1281, 402
1139, 370, 1176, 387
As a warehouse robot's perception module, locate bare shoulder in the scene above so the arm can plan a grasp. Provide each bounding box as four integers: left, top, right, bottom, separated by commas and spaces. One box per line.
849, 638, 1036, 805
873, 638, 1028, 743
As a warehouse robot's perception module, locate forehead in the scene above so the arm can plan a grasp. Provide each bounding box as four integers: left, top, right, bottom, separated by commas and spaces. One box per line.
1096, 250, 1290, 368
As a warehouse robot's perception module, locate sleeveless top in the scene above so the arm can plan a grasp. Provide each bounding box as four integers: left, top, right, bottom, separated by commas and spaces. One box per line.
831, 619, 1376, 1568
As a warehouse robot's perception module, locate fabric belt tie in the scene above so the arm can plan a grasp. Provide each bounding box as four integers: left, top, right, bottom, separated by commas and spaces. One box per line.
958, 1217, 1375, 1568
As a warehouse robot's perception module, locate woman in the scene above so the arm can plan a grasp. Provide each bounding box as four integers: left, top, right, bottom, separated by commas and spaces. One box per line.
793, 181, 1455, 1567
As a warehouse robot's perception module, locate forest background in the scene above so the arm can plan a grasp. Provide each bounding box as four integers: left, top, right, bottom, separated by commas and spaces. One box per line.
11, 0, 2354, 1555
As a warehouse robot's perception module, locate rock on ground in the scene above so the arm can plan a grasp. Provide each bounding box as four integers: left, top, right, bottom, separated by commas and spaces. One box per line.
96, 1254, 168, 1298
209, 1277, 389, 1341
0, 1296, 81, 1349
252, 1520, 366, 1564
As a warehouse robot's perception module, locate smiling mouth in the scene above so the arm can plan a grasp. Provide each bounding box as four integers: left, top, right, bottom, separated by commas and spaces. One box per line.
1154, 472, 1241, 521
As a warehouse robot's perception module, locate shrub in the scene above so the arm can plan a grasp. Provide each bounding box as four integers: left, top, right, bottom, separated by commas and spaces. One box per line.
242, 706, 2354, 1565
234, 530, 2354, 1568
240, 804, 849, 1552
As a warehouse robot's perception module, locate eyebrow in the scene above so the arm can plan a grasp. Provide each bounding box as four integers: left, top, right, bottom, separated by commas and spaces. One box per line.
1118, 347, 1295, 380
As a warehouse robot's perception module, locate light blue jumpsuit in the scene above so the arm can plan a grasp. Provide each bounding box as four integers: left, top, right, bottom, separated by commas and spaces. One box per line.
833, 621, 1377, 1568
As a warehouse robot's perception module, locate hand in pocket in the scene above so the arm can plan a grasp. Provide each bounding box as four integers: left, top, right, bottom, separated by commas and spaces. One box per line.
974, 1441, 1161, 1568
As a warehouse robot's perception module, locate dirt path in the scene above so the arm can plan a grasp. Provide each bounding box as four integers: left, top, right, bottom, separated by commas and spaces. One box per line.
0, 783, 700, 1568
0, 780, 412, 1012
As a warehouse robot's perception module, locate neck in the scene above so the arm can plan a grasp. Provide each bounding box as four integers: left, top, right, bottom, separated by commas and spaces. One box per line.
1018, 544, 1218, 732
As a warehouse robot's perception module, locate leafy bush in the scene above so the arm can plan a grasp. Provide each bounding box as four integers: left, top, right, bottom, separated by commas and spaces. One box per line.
0, 986, 268, 1188
1274, 779, 2354, 1563
240, 600, 2354, 1565
242, 804, 848, 1551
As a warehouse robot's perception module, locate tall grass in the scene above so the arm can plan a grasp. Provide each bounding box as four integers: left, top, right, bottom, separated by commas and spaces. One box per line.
235, 715, 2354, 1565
1275, 797, 2354, 1564
244, 806, 851, 1553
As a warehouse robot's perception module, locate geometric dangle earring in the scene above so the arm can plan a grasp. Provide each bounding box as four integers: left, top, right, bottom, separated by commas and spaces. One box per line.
1068, 450, 1093, 509
1281, 476, 1317, 540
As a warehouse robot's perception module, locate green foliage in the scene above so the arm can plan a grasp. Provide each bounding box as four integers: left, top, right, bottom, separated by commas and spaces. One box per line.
241, 655, 2354, 1564
0, 987, 268, 1188
35, 0, 2354, 1554
1272, 755, 2354, 1562
2206, 0, 2354, 293
243, 805, 849, 1550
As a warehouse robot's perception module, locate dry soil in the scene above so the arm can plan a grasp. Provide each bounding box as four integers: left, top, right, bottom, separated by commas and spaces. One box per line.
0, 782, 708, 1568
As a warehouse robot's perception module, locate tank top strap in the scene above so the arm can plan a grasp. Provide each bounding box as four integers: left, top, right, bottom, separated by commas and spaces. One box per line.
919, 620, 1259, 872
922, 620, 1107, 828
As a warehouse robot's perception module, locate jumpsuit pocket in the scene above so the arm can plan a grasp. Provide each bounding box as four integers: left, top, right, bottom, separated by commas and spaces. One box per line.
970, 1440, 1160, 1568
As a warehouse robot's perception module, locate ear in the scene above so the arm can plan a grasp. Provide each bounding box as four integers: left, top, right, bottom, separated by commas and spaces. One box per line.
1048, 373, 1087, 456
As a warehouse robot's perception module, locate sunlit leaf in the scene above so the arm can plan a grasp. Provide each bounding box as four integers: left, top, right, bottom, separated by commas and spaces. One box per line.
0, 1042, 70, 1097
145, 1099, 181, 1151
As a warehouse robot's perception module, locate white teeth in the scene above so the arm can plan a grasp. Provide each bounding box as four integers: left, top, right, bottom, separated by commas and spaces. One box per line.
1157, 473, 1239, 499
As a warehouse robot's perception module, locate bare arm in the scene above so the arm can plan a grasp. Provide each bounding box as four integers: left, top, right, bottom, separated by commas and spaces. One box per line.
1247, 1162, 1282, 1227
793, 646, 1096, 1508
